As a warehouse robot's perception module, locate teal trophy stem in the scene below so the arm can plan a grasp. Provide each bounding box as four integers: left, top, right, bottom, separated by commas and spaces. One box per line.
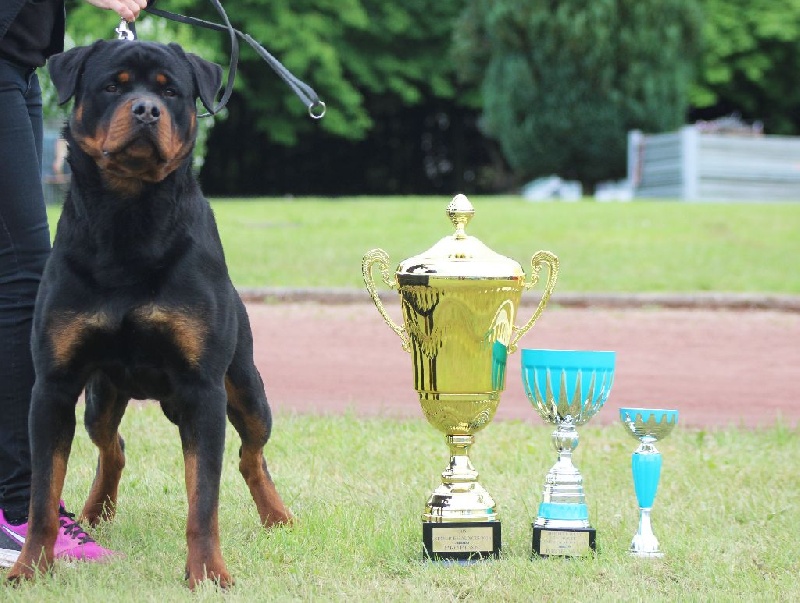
620, 407, 677, 558
630, 440, 664, 557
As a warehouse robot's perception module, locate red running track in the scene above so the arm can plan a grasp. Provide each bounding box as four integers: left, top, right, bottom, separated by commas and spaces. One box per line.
247, 302, 800, 429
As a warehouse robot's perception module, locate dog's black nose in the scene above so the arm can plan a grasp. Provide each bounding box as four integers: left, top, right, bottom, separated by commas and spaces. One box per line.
132, 99, 161, 124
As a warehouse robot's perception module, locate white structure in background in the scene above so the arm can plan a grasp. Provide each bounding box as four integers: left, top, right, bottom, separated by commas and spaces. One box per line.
521, 175, 583, 201
43, 126, 70, 204
627, 121, 800, 201
595, 180, 633, 202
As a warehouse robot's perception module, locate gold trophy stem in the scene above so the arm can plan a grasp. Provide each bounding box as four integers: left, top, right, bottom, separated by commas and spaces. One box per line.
423, 433, 497, 523
441, 434, 479, 486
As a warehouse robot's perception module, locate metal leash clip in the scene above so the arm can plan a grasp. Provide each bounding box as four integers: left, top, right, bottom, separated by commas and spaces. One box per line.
115, 19, 136, 41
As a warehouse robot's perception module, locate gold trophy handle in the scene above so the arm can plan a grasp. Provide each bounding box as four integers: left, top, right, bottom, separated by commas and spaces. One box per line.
509, 250, 560, 353
362, 248, 411, 352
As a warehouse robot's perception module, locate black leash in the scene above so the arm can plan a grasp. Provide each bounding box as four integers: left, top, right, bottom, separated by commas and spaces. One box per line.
116, 0, 326, 120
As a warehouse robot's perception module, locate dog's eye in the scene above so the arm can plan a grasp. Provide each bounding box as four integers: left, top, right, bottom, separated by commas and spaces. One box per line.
163, 88, 177, 98
105, 84, 118, 93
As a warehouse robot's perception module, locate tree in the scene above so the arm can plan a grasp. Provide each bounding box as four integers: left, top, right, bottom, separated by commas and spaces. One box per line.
691, 0, 800, 134
64, 0, 491, 195
453, 0, 702, 191
65, 0, 463, 144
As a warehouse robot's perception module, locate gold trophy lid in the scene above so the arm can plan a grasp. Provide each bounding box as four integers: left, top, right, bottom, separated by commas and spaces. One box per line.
397, 194, 524, 281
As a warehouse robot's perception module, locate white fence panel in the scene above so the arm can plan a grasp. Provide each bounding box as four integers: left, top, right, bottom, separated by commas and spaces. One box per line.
628, 126, 800, 201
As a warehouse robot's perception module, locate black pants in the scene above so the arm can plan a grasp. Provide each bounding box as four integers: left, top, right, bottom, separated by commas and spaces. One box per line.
0, 59, 51, 520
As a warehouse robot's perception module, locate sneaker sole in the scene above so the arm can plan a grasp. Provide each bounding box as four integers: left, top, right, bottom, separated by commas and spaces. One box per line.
0, 548, 20, 568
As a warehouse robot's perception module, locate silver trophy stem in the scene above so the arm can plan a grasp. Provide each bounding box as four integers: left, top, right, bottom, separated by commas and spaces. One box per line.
534, 423, 590, 529
636, 439, 659, 455
631, 507, 662, 557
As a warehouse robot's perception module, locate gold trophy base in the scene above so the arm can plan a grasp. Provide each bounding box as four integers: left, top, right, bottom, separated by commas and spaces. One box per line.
420, 433, 501, 561
423, 522, 501, 561
532, 526, 596, 557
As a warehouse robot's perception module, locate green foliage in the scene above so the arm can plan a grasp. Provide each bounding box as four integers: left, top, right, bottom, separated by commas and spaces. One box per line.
55, 1, 800, 193
454, 0, 702, 188
692, 0, 800, 134
229, 0, 464, 144
63, 0, 464, 145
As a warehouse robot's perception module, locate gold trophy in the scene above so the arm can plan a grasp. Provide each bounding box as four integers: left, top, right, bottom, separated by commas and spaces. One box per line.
362, 194, 559, 561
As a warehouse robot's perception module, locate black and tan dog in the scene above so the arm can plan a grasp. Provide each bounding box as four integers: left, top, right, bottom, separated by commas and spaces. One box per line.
7, 40, 292, 588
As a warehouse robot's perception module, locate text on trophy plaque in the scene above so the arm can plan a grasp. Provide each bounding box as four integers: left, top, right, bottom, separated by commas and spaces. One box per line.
537, 529, 592, 556
431, 527, 494, 553
423, 522, 501, 559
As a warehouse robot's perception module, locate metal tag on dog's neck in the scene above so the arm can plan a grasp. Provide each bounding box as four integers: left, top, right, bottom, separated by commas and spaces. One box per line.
115, 19, 136, 41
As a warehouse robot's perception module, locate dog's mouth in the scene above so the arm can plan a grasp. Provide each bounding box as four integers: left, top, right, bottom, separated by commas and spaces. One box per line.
73, 96, 195, 192
102, 130, 167, 172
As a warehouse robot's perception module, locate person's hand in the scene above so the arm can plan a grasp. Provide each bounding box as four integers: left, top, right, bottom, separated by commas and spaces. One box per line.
83, 0, 148, 22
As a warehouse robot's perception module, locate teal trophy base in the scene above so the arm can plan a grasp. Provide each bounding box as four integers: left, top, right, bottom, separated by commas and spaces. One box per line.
533, 502, 596, 556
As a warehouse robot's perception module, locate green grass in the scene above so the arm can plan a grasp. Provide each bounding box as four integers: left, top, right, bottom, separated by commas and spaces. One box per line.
46, 197, 800, 293
4, 405, 798, 601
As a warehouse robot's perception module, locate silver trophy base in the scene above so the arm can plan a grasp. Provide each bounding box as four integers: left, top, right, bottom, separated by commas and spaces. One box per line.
630, 507, 663, 558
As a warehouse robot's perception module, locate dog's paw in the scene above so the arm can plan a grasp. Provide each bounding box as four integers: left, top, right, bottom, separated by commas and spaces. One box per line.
185, 564, 234, 591
5, 559, 44, 584
262, 509, 294, 529
79, 500, 117, 527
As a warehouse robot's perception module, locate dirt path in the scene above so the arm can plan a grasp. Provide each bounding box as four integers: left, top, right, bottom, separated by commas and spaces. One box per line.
246, 302, 799, 429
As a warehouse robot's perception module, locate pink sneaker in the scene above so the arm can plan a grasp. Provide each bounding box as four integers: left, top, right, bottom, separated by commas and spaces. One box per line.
0, 501, 118, 565
55, 502, 118, 562
0, 507, 24, 568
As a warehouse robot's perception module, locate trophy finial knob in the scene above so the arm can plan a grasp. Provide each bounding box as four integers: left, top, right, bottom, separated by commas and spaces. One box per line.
447, 194, 475, 240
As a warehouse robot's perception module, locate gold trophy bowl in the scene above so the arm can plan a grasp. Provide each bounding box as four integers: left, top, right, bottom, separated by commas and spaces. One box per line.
362, 194, 559, 561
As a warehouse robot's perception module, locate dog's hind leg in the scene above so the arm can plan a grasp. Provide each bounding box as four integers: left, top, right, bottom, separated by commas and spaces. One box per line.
225, 304, 293, 528
80, 372, 128, 526
225, 372, 292, 527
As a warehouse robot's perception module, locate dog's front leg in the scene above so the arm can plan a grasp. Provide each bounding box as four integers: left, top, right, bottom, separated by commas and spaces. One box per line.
177, 385, 232, 590
6, 381, 80, 582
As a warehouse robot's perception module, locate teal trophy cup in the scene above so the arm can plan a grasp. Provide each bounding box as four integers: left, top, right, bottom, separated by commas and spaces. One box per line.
619, 408, 678, 557
521, 349, 616, 556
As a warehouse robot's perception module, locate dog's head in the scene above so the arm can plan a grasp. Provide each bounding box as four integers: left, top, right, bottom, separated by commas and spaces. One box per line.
49, 40, 222, 194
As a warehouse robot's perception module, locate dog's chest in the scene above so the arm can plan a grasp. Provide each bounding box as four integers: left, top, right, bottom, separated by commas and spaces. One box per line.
47, 303, 209, 371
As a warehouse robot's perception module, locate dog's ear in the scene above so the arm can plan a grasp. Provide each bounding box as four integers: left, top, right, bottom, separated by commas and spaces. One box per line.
48, 40, 107, 105
170, 44, 223, 113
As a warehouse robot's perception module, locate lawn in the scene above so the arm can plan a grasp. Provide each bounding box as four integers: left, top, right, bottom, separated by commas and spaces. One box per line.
3, 406, 797, 601
24, 196, 798, 600
46, 196, 800, 293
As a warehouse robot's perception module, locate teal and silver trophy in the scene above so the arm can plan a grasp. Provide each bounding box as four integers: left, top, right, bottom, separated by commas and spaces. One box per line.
619, 408, 678, 557
521, 349, 616, 556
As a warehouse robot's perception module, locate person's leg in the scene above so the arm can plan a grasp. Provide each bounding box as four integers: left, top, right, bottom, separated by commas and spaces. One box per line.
0, 62, 118, 569
0, 60, 51, 523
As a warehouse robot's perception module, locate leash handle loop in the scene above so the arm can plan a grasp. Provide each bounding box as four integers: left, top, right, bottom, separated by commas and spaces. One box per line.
143, 1, 325, 119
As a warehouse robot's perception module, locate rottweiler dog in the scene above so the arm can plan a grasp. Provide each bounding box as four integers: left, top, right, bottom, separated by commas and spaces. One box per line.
6, 40, 292, 588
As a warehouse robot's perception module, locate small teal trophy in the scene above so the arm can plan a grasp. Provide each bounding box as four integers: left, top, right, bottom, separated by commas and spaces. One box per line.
619, 408, 678, 557
521, 349, 616, 556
